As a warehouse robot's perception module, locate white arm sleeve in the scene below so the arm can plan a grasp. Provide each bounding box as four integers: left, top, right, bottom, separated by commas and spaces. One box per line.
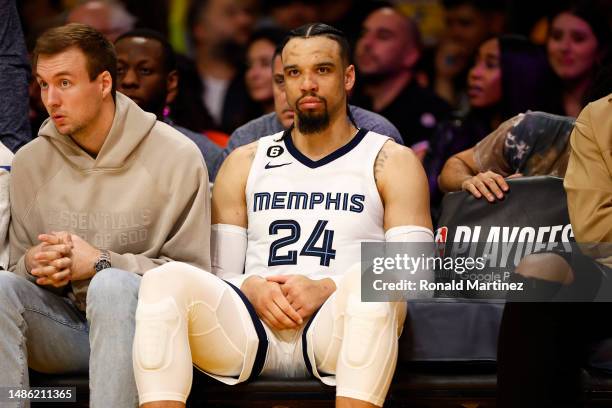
211, 224, 248, 286
314, 227, 436, 292
385, 225, 434, 242
385, 225, 435, 299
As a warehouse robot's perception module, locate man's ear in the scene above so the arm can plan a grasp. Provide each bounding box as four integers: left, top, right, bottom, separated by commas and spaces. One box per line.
100, 71, 113, 99
402, 47, 421, 70
166, 70, 178, 104
344, 64, 356, 92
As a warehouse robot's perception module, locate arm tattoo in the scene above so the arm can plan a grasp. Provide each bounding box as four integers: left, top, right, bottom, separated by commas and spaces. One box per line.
374, 145, 389, 183
247, 143, 257, 160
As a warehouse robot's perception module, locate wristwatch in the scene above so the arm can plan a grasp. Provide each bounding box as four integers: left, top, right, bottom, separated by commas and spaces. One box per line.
94, 249, 112, 273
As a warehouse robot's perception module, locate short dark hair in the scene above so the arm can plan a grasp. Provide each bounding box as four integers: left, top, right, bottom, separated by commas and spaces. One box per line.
187, 0, 209, 42
548, 1, 611, 57
280, 23, 351, 66
33, 23, 117, 99
497, 34, 555, 118
115, 28, 177, 74
248, 27, 287, 51
442, 0, 506, 13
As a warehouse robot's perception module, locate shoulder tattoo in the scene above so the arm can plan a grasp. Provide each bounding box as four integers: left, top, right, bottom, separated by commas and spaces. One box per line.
247, 143, 257, 160
374, 144, 390, 183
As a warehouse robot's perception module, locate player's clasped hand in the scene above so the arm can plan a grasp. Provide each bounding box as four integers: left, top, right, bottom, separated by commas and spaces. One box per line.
28, 233, 73, 287
461, 171, 522, 202
267, 275, 335, 321
241, 275, 304, 330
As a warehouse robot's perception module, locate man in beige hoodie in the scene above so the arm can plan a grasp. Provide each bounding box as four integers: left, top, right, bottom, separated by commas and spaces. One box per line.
0, 24, 210, 408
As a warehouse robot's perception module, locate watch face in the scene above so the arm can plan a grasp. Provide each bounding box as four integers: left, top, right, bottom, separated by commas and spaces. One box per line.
95, 259, 112, 273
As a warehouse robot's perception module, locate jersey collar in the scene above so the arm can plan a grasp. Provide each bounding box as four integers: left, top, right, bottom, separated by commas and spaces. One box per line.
283, 126, 368, 169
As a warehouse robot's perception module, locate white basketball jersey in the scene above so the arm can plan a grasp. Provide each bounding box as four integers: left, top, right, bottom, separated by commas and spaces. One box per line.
245, 128, 389, 280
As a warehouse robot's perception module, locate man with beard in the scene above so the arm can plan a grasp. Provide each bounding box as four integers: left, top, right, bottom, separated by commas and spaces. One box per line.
115, 29, 222, 179
210, 47, 404, 178
188, 0, 259, 133
352, 6, 450, 153
132, 23, 433, 408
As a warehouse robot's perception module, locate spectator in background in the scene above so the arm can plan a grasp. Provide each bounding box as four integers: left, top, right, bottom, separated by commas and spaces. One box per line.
67, 0, 135, 42
188, 0, 259, 133
263, 0, 319, 30
1, 0, 33, 152
424, 35, 555, 217
169, 55, 220, 141
29, 75, 48, 140
245, 28, 286, 116
352, 6, 450, 152
317, 0, 377, 46
431, 0, 506, 108
211, 46, 404, 179
2, 23, 210, 408
438, 111, 575, 202
115, 29, 222, 179
546, 2, 610, 117
438, 62, 612, 204
442, 0, 506, 63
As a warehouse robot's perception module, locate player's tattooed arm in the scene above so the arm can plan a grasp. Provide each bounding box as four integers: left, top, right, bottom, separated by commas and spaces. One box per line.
373, 141, 391, 183
246, 141, 257, 161
375, 140, 433, 231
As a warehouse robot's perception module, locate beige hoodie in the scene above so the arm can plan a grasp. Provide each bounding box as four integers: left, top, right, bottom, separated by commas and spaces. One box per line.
9, 93, 211, 309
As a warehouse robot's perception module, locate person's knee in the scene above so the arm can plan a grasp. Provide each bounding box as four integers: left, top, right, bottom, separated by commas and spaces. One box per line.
515, 253, 573, 284
140, 262, 215, 301
336, 264, 363, 298
87, 268, 140, 317
342, 298, 399, 368
134, 296, 182, 371
0, 271, 32, 308
140, 262, 185, 294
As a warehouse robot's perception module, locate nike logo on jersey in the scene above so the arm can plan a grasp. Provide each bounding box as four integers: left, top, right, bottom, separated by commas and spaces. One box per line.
265, 162, 292, 169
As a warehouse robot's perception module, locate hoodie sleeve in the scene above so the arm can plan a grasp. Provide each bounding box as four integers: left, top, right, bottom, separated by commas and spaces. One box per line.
8, 150, 34, 279
107, 143, 212, 274
8, 153, 66, 295
8, 199, 35, 280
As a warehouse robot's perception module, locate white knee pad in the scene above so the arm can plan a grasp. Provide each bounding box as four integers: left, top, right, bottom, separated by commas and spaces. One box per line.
134, 297, 182, 371
342, 294, 393, 368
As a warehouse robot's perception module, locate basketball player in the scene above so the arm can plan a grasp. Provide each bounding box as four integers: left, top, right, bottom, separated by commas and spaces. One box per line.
132, 23, 433, 408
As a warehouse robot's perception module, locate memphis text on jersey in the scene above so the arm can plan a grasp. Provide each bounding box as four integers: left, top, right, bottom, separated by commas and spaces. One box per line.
253, 191, 365, 213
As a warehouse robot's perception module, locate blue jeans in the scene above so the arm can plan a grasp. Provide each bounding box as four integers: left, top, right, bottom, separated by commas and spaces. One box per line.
0, 268, 140, 408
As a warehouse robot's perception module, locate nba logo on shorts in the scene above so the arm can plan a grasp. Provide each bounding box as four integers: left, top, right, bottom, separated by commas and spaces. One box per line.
434, 226, 448, 257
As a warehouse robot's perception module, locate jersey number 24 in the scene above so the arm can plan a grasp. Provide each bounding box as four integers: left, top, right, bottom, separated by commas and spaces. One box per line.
268, 220, 336, 267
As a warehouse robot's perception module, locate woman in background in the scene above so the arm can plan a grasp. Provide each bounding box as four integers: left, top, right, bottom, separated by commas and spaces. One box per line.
245, 28, 286, 116
546, 2, 610, 117
425, 35, 555, 219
